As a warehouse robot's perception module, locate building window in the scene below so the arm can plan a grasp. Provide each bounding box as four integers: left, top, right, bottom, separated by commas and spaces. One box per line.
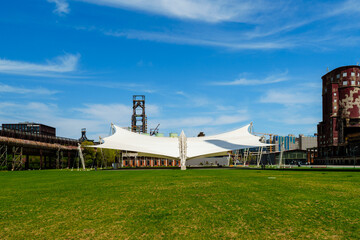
336, 74, 340, 79
331, 77, 333, 81
334, 92, 337, 96
334, 99, 337, 103
358, 73, 360, 77
351, 72, 355, 77
334, 106, 337, 110
351, 80, 355, 85
325, 88, 327, 93
343, 81, 348, 86
343, 72, 347, 77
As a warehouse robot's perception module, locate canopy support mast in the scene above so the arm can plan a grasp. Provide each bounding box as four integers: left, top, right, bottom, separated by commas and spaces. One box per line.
179, 131, 187, 170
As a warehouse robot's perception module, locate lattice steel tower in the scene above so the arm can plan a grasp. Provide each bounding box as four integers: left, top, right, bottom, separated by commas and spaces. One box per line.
131, 95, 147, 133
79, 128, 88, 142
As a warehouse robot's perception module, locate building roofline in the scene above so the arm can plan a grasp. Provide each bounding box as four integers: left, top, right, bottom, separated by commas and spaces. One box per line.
2, 122, 55, 129
322, 65, 360, 78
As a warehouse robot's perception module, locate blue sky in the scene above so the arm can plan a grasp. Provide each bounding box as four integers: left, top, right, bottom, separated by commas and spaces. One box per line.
0, 0, 359, 139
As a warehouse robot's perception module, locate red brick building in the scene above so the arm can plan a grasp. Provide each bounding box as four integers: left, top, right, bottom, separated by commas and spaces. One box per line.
317, 65, 360, 163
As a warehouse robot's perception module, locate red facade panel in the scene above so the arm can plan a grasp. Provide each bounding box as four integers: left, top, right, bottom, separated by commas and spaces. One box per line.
339, 87, 360, 120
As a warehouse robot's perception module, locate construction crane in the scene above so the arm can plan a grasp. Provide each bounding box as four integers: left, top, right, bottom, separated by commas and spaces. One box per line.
254, 132, 275, 152
150, 124, 160, 136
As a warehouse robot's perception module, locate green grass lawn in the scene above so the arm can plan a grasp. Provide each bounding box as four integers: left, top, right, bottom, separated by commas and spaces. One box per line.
0, 169, 359, 239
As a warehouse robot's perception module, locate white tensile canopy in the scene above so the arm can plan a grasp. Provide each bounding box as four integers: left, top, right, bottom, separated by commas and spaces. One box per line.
91, 124, 271, 169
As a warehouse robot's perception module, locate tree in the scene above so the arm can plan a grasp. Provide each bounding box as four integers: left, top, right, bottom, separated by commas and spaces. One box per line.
103, 149, 117, 167
95, 150, 103, 168
81, 141, 96, 167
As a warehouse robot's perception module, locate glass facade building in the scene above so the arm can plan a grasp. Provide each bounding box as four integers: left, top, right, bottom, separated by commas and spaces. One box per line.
2, 122, 56, 136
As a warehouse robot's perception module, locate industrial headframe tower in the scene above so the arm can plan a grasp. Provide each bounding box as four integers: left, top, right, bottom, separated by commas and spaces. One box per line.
131, 95, 147, 133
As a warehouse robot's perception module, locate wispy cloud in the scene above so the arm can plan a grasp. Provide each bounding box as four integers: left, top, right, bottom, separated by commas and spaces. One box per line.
258, 103, 320, 128
159, 114, 249, 129
259, 89, 320, 105
75, 103, 160, 125
0, 101, 101, 139
172, 91, 215, 108
325, 0, 360, 17
78, 0, 273, 23
0, 102, 59, 123
75, 104, 131, 125
253, 92, 321, 134
0, 83, 58, 95
104, 29, 292, 50
73, 0, 360, 51
54, 78, 156, 93
0, 101, 157, 139
47, 0, 70, 15
280, 116, 320, 125
212, 71, 288, 86
0, 54, 80, 76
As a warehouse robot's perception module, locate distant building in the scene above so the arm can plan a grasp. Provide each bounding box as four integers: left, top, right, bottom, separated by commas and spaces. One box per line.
260, 134, 317, 165
272, 134, 317, 152
261, 149, 308, 165
299, 134, 318, 150
169, 133, 178, 138
273, 135, 298, 152
187, 156, 228, 166
2, 122, 56, 136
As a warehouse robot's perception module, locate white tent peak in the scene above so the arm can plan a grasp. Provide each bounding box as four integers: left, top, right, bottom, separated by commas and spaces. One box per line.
180, 130, 186, 138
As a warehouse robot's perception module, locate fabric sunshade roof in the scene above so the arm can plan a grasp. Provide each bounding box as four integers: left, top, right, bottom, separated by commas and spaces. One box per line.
91, 124, 271, 160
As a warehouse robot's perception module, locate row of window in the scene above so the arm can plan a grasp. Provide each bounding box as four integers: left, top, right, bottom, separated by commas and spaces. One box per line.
335, 72, 360, 79
342, 80, 360, 86
327, 80, 360, 87
319, 134, 333, 139
325, 82, 358, 94
320, 140, 332, 144
3, 125, 40, 131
